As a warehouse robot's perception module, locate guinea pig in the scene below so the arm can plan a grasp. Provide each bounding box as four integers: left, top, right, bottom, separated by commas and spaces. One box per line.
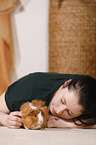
20, 100, 49, 129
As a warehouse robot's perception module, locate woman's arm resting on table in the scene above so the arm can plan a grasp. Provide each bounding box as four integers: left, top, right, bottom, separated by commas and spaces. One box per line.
47, 116, 96, 129
0, 92, 22, 129
47, 116, 78, 128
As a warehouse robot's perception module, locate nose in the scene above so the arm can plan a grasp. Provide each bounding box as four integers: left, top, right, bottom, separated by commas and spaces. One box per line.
55, 105, 66, 115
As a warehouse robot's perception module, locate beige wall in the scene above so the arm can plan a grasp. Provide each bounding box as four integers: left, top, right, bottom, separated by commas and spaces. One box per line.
11, 0, 49, 81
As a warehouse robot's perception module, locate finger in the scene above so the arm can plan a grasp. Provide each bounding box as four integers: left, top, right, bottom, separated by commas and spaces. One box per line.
9, 120, 22, 127
47, 116, 60, 128
10, 111, 22, 117
8, 114, 22, 123
49, 116, 56, 121
50, 116, 59, 120
47, 122, 53, 128
11, 116, 22, 123
47, 120, 54, 127
9, 125, 21, 129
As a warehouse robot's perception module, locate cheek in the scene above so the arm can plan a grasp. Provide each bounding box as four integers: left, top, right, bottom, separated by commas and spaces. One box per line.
60, 112, 81, 119
59, 112, 73, 119
52, 96, 61, 107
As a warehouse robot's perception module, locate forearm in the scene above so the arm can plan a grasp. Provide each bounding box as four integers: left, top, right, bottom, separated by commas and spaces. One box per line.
47, 116, 80, 128
0, 111, 8, 126
82, 124, 96, 129
47, 116, 96, 129
56, 119, 96, 129
53, 119, 81, 128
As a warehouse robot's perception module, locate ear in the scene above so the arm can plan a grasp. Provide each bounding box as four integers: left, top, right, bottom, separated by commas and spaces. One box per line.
63, 79, 72, 88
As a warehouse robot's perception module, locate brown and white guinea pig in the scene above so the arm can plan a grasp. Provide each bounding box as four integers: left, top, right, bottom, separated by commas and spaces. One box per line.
20, 100, 49, 129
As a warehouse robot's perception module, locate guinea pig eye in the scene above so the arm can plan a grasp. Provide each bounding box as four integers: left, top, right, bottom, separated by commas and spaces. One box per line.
35, 115, 37, 117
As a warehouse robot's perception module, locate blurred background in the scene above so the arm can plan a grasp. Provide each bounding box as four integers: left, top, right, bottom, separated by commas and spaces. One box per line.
11, 0, 49, 79
0, 0, 96, 95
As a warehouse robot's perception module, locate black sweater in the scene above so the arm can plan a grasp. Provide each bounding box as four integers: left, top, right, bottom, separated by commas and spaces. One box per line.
5, 72, 80, 111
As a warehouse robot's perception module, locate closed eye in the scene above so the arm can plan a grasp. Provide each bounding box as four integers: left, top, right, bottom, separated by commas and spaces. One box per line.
67, 109, 73, 116
67, 110, 71, 116
61, 98, 73, 116
61, 98, 66, 105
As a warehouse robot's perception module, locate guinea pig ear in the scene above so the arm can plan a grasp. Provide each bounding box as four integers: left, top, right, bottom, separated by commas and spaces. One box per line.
40, 106, 49, 116
20, 102, 30, 112
37, 100, 45, 107
32, 100, 45, 107
20, 102, 32, 118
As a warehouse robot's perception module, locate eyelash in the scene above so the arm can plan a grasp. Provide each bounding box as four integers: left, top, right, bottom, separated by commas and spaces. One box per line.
61, 99, 66, 104
67, 110, 71, 116
61, 99, 72, 116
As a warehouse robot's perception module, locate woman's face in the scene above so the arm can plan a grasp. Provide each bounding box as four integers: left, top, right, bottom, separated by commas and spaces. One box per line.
49, 84, 84, 119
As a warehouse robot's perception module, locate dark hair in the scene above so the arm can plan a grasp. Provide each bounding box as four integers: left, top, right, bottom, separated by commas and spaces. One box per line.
68, 75, 96, 127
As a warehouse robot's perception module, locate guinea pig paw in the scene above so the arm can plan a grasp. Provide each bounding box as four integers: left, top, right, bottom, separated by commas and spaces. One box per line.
24, 126, 29, 130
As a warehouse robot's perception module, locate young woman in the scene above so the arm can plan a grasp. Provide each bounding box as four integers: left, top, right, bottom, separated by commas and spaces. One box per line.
0, 72, 96, 129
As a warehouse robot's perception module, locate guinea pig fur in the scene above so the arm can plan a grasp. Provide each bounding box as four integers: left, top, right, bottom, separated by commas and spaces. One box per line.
20, 100, 49, 129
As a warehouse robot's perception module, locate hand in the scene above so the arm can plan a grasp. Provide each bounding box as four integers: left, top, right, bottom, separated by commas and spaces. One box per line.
6, 111, 22, 129
47, 115, 75, 128
47, 116, 65, 128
